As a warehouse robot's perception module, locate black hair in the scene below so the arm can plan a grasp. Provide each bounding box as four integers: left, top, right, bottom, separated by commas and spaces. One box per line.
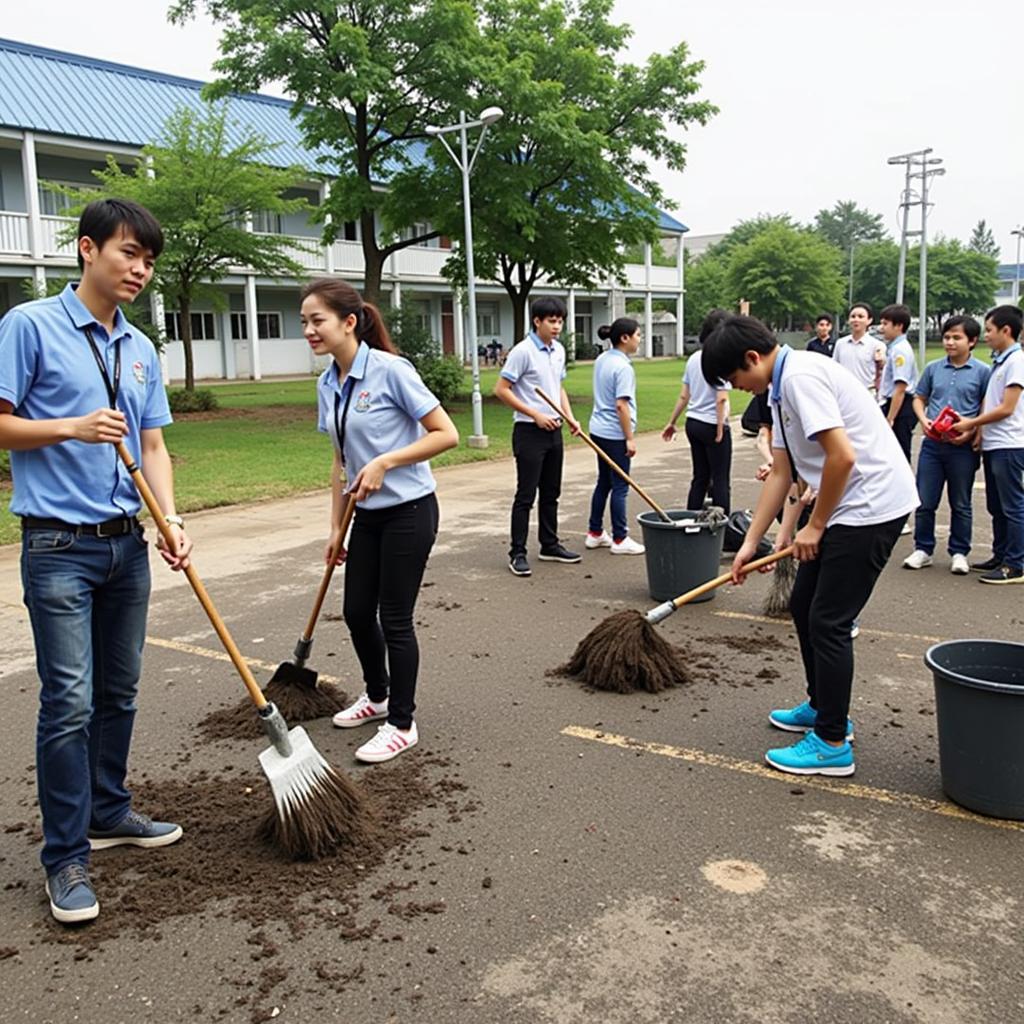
530, 296, 568, 324
300, 277, 396, 353
940, 315, 980, 345
985, 304, 1023, 341
698, 308, 731, 346
596, 317, 639, 347
847, 301, 873, 319
77, 198, 164, 272
700, 315, 777, 387
879, 303, 912, 331
815, 313, 834, 326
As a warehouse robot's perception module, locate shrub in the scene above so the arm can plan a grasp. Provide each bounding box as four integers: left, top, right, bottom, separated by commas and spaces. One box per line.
419, 355, 465, 407
0, 448, 9, 482
167, 388, 219, 413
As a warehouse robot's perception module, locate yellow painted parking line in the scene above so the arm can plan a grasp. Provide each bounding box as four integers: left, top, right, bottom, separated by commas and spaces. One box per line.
145, 635, 344, 686
711, 609, 942, 645
561, 725, 1024, 834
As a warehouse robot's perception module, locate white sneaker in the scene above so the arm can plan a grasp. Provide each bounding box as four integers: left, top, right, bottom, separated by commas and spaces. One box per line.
355, 721, 418, 763
585, 531, 613, 549
900, 523, 911, 536
950, 553, 970, 576
902, 549, 933, 570
610, 536, 645, 555
332, 692, 388, 729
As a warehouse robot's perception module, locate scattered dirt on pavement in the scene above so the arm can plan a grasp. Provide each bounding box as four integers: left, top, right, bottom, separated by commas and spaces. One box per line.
198, 680, 350, 741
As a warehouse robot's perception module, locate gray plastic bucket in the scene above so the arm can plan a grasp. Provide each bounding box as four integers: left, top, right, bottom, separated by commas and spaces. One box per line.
924, 639, 1024, 820
636, 509, 725, 603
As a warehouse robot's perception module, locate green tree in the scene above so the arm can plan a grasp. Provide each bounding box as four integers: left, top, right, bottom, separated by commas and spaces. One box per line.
170, 0, 481, 304
968, 219, 1000, 259
61, 104, 308, 390
911, 238, 1000, 328
682, 249, 730, 334
813, 200, 887, 251
433, 0, 716, 342
847, 239, 900, 317
706, 214, 807, 261
725, 223, 843, 328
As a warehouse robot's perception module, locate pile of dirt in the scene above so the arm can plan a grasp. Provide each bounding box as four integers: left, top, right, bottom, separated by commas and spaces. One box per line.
198, 679, 350, 741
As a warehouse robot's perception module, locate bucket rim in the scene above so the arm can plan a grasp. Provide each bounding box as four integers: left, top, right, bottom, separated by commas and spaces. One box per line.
636, 509, 725, 531
923, 639, 1024, 695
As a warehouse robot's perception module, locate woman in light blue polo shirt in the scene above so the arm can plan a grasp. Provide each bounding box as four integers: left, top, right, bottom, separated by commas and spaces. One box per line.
301, 278, 459, 764
585, 318, 644, 554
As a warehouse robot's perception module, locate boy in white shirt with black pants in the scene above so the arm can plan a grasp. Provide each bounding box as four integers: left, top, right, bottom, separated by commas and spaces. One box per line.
701, 316, 918, 777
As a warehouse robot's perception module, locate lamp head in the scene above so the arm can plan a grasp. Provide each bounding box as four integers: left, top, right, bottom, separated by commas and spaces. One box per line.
479, 106, 504, 126
425, 125, 441, 136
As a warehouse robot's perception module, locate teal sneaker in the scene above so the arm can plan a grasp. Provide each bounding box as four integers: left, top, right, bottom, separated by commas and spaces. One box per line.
765, 731, 855, 777
45, 863, 99, 924
88, 809, 183, 851
768, 699, 854, 741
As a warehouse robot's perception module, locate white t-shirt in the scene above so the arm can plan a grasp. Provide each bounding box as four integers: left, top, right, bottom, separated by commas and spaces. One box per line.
832, 333, 885, 392
771, 350, 919, 527
683, 349, 731, 425
980, 345, 1024, 451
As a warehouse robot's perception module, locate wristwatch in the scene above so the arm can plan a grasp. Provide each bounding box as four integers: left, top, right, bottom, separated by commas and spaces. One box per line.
164, 514, 185, 528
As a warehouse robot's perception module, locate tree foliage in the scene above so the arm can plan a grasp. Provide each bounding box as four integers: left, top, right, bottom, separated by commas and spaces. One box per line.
682, 249, 729, 334
813, 200, 887, 252
968, 219, 1000, 259
433, 0, 716, 341
60, 104, 308, 389
170, 0, 482, 304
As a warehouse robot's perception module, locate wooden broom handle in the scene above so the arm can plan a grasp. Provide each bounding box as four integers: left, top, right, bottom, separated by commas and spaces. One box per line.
115, 441, 268, 711
535, 386, 673, 522
672, 545, 796, 608
301, 495, 356, 642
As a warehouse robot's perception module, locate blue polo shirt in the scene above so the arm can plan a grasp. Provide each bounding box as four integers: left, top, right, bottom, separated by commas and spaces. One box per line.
316, 342, 440, 510
0, 284, 172, 522
915, 355, 990, 421
500, 332, 567, 424
589, 348, 636, 440
880, 335, 918, 401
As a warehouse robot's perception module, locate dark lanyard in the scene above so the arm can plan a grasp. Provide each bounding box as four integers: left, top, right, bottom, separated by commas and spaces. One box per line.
83, 327, 121, 409
771, 349, 799, 485
332, 381, 355, 468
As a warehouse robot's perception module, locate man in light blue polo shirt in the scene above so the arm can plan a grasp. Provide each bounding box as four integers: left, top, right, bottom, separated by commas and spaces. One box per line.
0, 199, 192, 924
878, 303, 918, 463
495, 296, 581, 577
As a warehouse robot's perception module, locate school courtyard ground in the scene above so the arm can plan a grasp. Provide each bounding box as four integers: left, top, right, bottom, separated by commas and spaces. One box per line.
0, 426, 1021, 1024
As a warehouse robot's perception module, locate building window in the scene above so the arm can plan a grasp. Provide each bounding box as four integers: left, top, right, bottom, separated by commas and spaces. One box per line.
402, 221, 436, 247
340, 220, 358, 241
164, 312, 217, 341
574, 300, 593, 347
38, 183, 90, 217
411, 300, 433, 334
230, 312, 284, 340
251, 210, 283, 234
476, 301, 500, 337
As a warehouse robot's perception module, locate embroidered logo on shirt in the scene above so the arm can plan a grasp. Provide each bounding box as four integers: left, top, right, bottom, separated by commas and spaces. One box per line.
895, 355, 905, 367
354, 390, 372, 412
132, 360, 146, 385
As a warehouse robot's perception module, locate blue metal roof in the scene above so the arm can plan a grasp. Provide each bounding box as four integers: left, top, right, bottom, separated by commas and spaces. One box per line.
0, 37, 686, 233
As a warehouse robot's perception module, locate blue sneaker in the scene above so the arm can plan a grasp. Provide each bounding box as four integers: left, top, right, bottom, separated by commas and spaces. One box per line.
765, 731, 855, 777
45, 864, 99, 924
88, 809, 183, 851
768, 699, 854, 741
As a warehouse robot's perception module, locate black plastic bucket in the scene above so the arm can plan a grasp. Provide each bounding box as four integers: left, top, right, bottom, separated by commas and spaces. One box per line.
924, 639, 1024, 820
636, 509, 725, 603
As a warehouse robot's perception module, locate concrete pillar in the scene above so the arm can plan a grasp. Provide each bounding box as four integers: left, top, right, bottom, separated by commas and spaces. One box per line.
244, 275, 261, 380
391, 281, 402, 309
453, 291, 465, 362
150, 290, 170, 384
567, 287, 577, 359
22, 131, 44, 285
642, 242, 654, 358
220, 309, 237, 380
320, 182, 335, 275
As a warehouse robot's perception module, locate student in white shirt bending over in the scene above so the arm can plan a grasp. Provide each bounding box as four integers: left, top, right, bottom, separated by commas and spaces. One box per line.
701, 316, 918, 779
832, 301, 885, 397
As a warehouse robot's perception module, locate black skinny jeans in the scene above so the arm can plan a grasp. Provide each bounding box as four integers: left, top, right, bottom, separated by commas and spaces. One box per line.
510, 422, 564, 557
685, 418, 731, 514
343, 494, 438, 730
789, 515, 906, 741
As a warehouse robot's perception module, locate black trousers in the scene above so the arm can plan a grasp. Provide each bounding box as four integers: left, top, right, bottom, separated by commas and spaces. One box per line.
789, 515, 906, 741
510, 422, 563, 557
685, 418, 731, 514
343, 494, 438, 730
882, 398, 916, 464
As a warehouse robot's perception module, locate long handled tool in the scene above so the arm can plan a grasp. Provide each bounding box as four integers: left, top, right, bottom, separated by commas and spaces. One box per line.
271, 495, 355, 692
535, 386, 673, 522
116, 442, 363, 860
553, 546, 795, 693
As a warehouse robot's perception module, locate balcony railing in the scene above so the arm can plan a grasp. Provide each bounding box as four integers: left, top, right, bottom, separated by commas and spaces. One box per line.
0, 212, 29, 255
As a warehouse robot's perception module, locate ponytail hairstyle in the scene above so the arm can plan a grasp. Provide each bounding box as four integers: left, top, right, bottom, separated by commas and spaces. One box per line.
300, 277, 397, 353
596, 316, 640, 348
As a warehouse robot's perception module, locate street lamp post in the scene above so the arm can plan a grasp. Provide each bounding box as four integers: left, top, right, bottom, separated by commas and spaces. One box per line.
1012, 227, 1023, 305
426, 106, 504, 450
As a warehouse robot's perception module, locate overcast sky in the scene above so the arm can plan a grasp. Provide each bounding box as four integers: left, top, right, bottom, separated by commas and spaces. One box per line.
3, 1, 1022, 260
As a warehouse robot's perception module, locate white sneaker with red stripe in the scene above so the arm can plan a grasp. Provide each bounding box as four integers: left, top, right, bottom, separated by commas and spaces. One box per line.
355, 721, 418, 763
332, 692, 388, 729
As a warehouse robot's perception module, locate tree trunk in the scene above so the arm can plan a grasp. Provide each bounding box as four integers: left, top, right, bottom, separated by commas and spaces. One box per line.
360, 210, 385, 305
180, 293, 195, 392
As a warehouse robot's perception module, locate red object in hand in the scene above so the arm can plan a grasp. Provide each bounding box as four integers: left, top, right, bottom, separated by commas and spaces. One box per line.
925, 405, 961, 442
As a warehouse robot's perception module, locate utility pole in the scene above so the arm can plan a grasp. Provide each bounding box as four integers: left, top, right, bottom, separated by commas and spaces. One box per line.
888, 148, 944, 365
1013, 226, 1023, 305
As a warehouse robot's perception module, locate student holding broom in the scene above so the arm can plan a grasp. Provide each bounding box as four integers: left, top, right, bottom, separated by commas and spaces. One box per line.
0, 199, 191, 924
584, 317, 645, 555
701, 316, 917, 777
302, 278, 458, 762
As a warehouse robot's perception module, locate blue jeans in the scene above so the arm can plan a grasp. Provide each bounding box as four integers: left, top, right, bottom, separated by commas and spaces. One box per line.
982, 448, 1024, 571
913, 438, 979, 556
21, 527, 151, 874
588, 436, 630, 541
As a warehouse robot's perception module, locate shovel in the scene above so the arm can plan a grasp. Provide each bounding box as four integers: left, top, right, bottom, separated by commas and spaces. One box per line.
269, 495, 356, 691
